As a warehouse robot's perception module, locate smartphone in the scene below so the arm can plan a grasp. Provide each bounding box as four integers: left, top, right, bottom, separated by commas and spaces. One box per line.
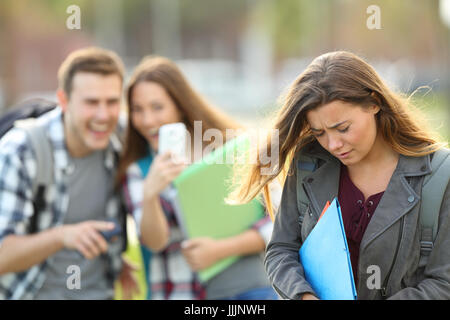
99, 218, 122, 242
158, 122, 188, 160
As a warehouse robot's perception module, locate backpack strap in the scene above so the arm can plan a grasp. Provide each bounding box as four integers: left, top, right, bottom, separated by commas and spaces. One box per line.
14, 119, 54, 233
419, 148, 450, 257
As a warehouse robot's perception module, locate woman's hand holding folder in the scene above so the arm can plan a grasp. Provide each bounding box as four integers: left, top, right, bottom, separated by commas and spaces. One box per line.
301, 293, 319, 300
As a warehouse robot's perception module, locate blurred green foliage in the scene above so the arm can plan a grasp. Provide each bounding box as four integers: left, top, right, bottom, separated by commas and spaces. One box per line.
409, 92, 450, 142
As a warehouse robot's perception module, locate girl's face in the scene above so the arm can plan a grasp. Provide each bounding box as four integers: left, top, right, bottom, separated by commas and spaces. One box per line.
130, 81, 183, 151
306, 100, 380, 166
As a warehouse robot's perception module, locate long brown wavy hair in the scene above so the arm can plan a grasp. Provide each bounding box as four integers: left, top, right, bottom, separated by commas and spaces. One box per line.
227, 51, 447, 219
116, 55, 242, 186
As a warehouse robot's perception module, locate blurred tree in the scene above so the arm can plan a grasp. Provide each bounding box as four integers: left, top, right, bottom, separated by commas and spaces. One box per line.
249, 0, 449, 62
179, 0, 248, 59
249, 0, 338, 60
0, 0, 448, 121
0, 1, 30, 107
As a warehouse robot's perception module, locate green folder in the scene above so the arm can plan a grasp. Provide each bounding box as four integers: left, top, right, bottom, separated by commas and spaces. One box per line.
172, 135, 265, 282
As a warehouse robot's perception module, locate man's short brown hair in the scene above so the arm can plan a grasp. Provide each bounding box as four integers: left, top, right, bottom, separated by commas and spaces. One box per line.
57, 47, 125, 98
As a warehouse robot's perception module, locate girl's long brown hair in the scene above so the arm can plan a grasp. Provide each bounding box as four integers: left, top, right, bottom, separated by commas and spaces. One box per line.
116, 56, 241, 186
227, 51, 447, 219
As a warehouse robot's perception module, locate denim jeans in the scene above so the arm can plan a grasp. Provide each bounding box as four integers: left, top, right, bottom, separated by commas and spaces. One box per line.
221, 286, 279, 300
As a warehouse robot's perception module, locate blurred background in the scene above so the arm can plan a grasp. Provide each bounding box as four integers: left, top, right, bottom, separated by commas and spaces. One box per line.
0, 0, 449, 138
0, 0, 449, 299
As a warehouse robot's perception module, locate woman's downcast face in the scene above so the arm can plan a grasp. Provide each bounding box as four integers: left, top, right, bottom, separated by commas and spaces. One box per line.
130, 81, 183, 151
306, 100, 380, 166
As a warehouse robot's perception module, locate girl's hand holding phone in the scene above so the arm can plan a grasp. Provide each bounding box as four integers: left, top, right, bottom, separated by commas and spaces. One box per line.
143, 151, 187, 199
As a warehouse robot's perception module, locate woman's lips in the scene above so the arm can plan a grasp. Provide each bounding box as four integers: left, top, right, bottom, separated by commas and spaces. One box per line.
149, 127, 159, 135
338, 150, 352, 159
148, 128, 159, 141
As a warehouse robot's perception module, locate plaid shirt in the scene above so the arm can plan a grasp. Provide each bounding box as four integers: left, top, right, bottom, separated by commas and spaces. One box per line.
122, 161, 273, 300
0, 108, 124, 299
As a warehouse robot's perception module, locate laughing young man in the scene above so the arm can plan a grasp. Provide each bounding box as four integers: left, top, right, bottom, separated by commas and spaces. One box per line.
0, 47, 130, 299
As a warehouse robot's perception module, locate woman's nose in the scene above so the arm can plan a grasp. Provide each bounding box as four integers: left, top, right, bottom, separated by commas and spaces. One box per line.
141, 110, 158, 128
328, 135, 344, 152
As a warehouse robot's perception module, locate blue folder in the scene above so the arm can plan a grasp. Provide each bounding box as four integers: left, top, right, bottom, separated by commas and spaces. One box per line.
299, 198, 357, 300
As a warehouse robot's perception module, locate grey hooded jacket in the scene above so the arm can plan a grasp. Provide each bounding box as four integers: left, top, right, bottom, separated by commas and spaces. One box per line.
265, 142, 450, 300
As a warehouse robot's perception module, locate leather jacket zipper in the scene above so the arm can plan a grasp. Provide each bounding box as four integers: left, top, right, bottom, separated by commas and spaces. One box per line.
380, 216, 405, 299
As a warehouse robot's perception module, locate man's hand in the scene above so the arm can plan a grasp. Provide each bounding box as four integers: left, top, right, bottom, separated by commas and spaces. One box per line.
59, 220, 115, 259
0, 221, 113, 274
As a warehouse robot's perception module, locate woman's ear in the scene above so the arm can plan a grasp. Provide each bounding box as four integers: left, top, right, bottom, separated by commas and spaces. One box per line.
369, 91, 382, 114
370, 104, 381, 115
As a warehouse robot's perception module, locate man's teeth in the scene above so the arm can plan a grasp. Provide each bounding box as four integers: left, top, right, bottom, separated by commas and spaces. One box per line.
90, 124, 109, 132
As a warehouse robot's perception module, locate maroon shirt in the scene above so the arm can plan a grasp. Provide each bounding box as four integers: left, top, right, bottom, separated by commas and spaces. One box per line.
338, 164, 384, 287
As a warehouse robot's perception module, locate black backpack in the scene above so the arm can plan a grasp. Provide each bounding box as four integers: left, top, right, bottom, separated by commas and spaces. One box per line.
0, 98, 57, 234
0, 98, 57, 138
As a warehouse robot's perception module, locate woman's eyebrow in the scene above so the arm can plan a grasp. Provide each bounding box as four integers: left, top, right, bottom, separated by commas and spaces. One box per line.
310, 120, 349, 131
